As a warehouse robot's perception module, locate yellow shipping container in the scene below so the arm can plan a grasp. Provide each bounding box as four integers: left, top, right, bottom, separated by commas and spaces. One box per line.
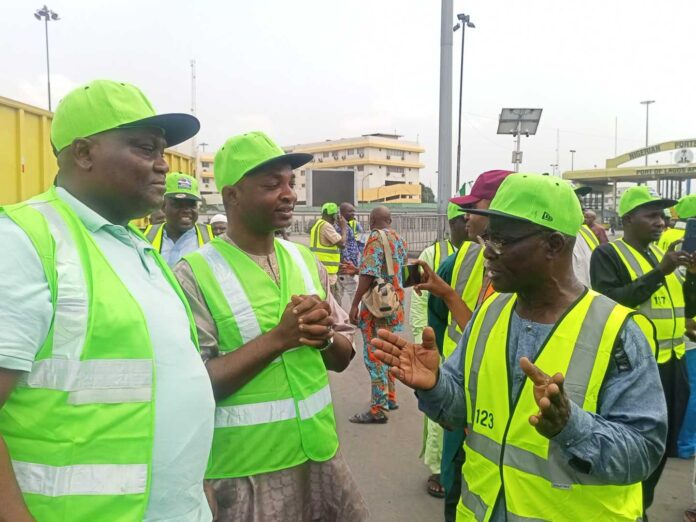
0, 95, 195, 206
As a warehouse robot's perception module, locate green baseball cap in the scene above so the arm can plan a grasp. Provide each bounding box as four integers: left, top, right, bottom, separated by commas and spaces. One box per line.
164, 173, 201, 201
675, 195, 696, 219
447, 202, 466, 221
465, 173, 583, 236
618, 185, 676, 217
51, 79, 200, 154
214, 131, 313, 190
322, 202, 338, 215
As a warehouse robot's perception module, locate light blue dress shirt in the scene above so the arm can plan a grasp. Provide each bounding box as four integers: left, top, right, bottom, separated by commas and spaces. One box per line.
418, 309, 667, 521
160, 226, 201, 267
0, 187, 215, 521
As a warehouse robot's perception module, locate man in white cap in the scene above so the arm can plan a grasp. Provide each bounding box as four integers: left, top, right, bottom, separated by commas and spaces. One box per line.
209, 213, 228, 237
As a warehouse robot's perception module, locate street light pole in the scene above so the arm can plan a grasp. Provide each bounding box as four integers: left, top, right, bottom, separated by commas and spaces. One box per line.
436, 0, 454, 240
360, 173, 372, 202
570, 149, 576, 171
453, 13, 475, 193
34, 5, 60, 112
640, 100, 655, 167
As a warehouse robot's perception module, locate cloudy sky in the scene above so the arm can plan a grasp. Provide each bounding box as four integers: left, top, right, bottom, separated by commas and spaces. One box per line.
3, 0, 695, 195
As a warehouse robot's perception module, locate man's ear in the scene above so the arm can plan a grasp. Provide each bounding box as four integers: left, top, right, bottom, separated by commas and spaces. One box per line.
222, 185, 240, 207
70, 138, 95, 171
546, 231, 568, 257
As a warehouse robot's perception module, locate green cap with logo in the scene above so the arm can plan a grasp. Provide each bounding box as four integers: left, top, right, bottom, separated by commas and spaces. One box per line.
322, 202, 338, 215
214, 131, 313, 190
618, 185, 676, 217
50, 79, 200, 154
675, 194, 696, 219
164, 172, 201, 201
465, 173, 583, 236
447, 201, 466, 221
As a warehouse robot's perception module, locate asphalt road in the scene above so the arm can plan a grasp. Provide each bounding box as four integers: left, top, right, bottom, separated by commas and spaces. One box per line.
329, 286, 694, 522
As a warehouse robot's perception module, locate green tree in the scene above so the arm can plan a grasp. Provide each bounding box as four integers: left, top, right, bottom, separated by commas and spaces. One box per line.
420, 183, 435, 203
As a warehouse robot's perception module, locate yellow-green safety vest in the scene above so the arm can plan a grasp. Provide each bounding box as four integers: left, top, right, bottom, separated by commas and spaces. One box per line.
144, 222, 213, 251
309, 219, 340, 274
578, 223, 600, 250
610, 239, 685, 363
433, 239, 455, 269
0, 188, 199, 521
183, 237, 339, 479
458, 290, 652, 521
442, 242, 485, 359
657, 226, 685, 253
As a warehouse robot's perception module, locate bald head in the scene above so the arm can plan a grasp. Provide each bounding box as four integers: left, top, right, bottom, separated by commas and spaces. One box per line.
339, 202, 356, 221
583, 209, 596, 226
370, 206, 392, 230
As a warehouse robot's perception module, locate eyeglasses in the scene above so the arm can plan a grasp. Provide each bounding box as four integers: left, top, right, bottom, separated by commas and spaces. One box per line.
476, 229, 545, 255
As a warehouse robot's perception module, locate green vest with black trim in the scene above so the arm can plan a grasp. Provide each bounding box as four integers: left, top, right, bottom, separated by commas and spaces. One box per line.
183, 237, 339, 479
144, 222, 213, 251
578, 224, 600, 251
433, 239, 455, 269
610, 238, 685, 363
458, 290, 651, 521
443, 242, 485, 359
0, 188, 199, 521
309, 219, 340, 274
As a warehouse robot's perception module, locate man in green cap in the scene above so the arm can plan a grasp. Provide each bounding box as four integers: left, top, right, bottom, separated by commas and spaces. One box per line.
144, 172, 213, 266
310, 201, 347, 294
0, 80, 216, 521
372, 173, 666, 521
657, 195, 696, 252
591, 184, 696, 514
173, 131, 368, 521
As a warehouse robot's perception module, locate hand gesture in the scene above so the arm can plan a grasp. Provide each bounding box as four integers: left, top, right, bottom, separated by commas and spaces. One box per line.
337, 215, 347, 229
372, 327, 440, 390
686, 318, 696, 343
520, 357, 571, 438
275, 295, 334, 350
659, 239, 690, 275
413, 260, 455, 299
339, 261, 359, 275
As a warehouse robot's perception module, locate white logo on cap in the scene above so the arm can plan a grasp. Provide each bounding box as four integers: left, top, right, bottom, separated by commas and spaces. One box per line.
178, 178, 192, 190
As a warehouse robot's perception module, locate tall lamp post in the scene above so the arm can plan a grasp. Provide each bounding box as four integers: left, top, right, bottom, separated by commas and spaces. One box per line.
34, 5, 60, 112
453, 13, 475, 193
640, 100, 655, 167
570, 149, 576, 171
360, 173, 373, 203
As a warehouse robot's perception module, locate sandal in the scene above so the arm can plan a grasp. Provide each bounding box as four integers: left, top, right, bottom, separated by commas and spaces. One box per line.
349, 410, 388, 424
388, 402, 399, 410
427, 473, 445, 498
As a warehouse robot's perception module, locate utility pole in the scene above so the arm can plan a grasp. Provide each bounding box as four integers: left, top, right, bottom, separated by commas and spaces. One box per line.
191, 59, 198, 178
640, 100, 655, 167
436, 0, 454, 239
570, 149, 576, 171
34, 5, 60, 111
453, 13, 475, 193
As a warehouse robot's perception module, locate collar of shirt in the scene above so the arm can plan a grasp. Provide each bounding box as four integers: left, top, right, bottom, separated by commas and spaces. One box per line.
163, 226, 198, 244
55, 186, 156, 269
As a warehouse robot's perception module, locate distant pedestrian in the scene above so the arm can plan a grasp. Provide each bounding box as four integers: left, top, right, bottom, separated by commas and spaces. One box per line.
334, 202, 362, 307
209, 213, 227, 236
349, 206, 408, 423
310, 202, 347, 295
583, 209, 609, 244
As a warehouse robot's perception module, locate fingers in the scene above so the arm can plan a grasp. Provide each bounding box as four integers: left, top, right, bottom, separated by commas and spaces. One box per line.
415, 259, 435, 276
519, 357, 550, 386
373, 349, 401, 367
668, 239, 684, 252
298, 308, 331, 325
292, 295, 323, 315
298, 322, 334, 338
421, 327, 438, 351
370, 337, 402, 357
388, 366, 406, 382
376, 328, 409, 349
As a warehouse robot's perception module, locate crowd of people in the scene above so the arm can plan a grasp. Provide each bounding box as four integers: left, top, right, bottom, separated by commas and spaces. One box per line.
1, 77, 696, 522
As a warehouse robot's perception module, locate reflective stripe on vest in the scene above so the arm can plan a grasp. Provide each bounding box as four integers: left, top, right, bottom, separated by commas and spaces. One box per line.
184, 238, 339, 479
309, 219, 340, 274
458, 291, 645, 521
578, 224, 600, 250
145, 223, 212, 252
433, 240, 455, 269
611, 239, 685, 362
12, 461, 147, 496
443, 243, 484, 359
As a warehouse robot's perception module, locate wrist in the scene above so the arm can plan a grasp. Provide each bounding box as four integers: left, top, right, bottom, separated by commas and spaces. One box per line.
267, 328, 291, 354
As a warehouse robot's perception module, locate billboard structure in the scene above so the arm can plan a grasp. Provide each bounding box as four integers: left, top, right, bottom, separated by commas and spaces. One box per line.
305, 169, 357, 207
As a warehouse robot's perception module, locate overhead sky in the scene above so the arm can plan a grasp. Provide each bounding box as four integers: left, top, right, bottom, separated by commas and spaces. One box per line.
3, 0, 695, 195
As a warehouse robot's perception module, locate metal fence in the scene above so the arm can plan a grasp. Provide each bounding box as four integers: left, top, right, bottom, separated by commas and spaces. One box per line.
289, 211, 448, 256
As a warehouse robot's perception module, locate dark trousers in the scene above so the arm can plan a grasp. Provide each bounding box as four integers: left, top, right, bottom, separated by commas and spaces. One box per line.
442, 428, 465, 522
642, 355, 690, 516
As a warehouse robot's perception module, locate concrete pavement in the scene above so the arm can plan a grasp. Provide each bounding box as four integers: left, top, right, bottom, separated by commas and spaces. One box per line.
330, 287, 694, 522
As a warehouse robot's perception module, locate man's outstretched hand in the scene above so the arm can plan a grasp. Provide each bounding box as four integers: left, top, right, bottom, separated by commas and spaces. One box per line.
372, 327, 440, 390
520, 357, 571, 438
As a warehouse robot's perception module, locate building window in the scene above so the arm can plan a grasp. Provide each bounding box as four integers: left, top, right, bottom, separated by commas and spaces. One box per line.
357, 165, 364, 171
201, 161, 211, 168
357, 148, 365, 154
390, 150, 405, 158
301, 183, 305, 188
347, 148, 355, 155
388, 167, 404, 174
322, 151, 329, 158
